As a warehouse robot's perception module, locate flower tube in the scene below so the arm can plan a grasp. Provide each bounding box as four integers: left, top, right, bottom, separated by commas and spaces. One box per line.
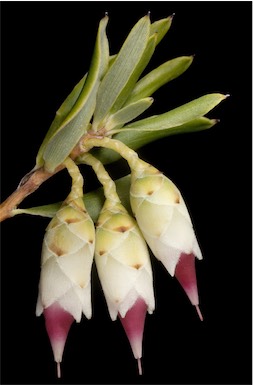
36, 158, 95, 377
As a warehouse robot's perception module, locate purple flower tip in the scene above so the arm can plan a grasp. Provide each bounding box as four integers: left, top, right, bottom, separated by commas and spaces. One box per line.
44, 302, 74, 377
175, 253, 203, 320
119, 298, 147, 375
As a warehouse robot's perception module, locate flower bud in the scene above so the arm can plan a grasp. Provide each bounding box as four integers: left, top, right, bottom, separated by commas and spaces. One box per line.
95, 200, 155, 372
36, 198, 95, 375
130, 164, 203, 319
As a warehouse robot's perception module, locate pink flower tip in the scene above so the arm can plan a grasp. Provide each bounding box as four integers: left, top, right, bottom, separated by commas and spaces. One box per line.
119, 298, 147, 375
175, 253, 203, 319
43, 302, 74, 377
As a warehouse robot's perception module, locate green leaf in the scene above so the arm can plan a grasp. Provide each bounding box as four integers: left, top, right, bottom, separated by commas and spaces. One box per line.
105, 97, 154, 131
13, 203, 62, 219
92, 15, 151, 131
42, 16, 109, 172
36, 74, 87, 167
107, 16, 172, 73
126, 56, 193, 104
12, 175, 131, 222
150, 15, 174, 45
124, 93, 227, 131
90, 117, 218, 164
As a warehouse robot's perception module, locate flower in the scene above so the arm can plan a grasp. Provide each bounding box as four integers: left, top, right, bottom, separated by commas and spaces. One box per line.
95, 199, 155, 373
36, 197, 95, 376
130, 163, 203, 319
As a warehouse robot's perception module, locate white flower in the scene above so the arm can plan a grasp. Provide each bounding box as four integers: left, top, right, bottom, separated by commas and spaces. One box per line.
36, 198, 95, 322
95, 201, 155, 321
130, 164, 203, 319
36, 198, 96, 376
130, 165, 202, 276
95, 200, 155, 372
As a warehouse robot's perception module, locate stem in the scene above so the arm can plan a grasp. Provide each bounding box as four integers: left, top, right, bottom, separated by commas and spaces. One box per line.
79, 153, 120, 204
0, 165, 62, 222
63, 158, 84, 202
0, 140, 85, 222
82, 137, 149, 172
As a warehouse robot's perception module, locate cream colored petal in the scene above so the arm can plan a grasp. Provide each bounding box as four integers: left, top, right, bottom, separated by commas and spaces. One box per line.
40, 257, 73, 307
129, 195, 144, 216
134, 269, 155, 313
96, 255, 138, 306
101, 212, 135, 232
57, 244, 94, 287
145, 177, 180, 205
112, 230, 149, 268
80, 285, 92, 319
45, 223, 84, 256
95, 227, 128, 257
160, 209, 196, 253
193, 237, 203, 260
130, 174, 164, 198
58, 288, 83, 322
56, 205, 85, 223
47, 214, 61, 230
175, 195, 192, 223
68, 218, 95, 243
41, 240, 53, 264
140, 230, 180, 276
135, 200, 174, 237
117, 288, 141, 318
35, 293, 43, 316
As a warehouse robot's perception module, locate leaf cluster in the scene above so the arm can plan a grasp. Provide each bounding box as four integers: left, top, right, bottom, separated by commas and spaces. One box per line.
17, 15, 226, 218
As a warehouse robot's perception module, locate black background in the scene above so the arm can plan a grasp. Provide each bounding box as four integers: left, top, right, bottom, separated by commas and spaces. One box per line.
1, 2, 252, 384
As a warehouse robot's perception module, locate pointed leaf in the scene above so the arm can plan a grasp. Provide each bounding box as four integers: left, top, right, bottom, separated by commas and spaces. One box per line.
124, 93, 227, 131
92, 16, 151, 130
126, 56, 193, 104
36, 74, 87, 167
105, 97, 154, 131
150, 15, 173, 45
91, 117, 218, 164
42, 16, 109, 172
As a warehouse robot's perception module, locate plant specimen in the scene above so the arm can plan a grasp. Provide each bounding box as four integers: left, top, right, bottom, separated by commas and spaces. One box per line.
0, 13, 227, 378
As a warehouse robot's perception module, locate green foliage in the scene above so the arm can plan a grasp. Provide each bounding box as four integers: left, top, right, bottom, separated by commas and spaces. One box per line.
20, 14, 227, 218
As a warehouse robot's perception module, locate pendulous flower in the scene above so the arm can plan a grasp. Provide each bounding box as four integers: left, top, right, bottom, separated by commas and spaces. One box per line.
130, 162, 203, 320
95, 198, 155, 373
36, 158, 95, 376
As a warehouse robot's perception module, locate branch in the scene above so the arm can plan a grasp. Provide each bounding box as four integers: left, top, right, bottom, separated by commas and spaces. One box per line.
0, 139, 86, 223
0, 166, 63, 222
